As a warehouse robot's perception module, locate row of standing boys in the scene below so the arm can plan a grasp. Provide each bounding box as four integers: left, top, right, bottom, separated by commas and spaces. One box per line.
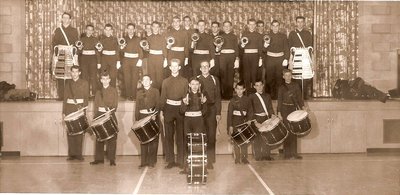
53, 12, 311, 168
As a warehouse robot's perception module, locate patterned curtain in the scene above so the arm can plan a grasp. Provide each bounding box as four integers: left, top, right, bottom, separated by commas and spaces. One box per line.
28, 0, 355, 99
313, 0, 359, 97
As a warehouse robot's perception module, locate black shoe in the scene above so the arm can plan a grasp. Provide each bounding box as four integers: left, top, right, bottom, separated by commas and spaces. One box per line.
254, 157, 262, 161
283, 156, 291, 160
76, 157, 84, 161
110, 160, 116, 166
264, 156, 274, 161
242, 158, 249, 164
207, 163, 214, 169
90, 160, 104, 165
175, 163, 184, 169
292, 155, 303, 160
148, 163, 155, 168
66, 157, 75, 161
234, 160, 240, 164
138, 164, 147, 169
165, 163, 175, 169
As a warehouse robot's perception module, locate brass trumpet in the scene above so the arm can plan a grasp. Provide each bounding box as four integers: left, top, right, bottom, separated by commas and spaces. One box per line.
213, 36, 224, 53
95, 42, 103, 51
139, 40, 149, 50
118, 38, 126, 46
240, 36, 249, 46
263, 34, 270, 44
166, 36, 175, 46
75, 40, 83, 48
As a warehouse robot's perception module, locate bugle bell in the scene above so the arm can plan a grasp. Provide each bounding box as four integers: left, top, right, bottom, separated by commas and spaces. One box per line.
213, 36, 224, 52
75, 40, 83, 48
263, 34, 270, 44
191, 33, 200, 42
139, 40, 149, 50
240, 36, 249, 46
118, 38, 126, 46
95, 42, 103, 51
166, 36, 175, 45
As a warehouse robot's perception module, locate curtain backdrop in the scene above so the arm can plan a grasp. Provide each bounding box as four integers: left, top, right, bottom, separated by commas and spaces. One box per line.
25, 0, 356, 99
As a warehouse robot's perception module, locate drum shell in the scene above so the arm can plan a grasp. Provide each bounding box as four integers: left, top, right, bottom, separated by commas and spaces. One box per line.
64, 112, 89, 136
231, 123, 257, 146
261, 122, 288, 146
131, 118, 160, 144
91, 115, 118, 142
288, 117, 311, 136
187, 133, 207, 185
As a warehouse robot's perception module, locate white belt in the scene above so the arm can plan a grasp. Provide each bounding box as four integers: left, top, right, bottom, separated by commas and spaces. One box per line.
102, 50, 116, 55
149, 49, 163, 55
193, 50, 210, 55
170, 47, 185, 52
66, 99, 84, 104
255, 112, 267, 117
82, 50, 96, 55
124, 52, 139, 58
139, 109, 155, 114
267, 51, 284, 57
233, 110, 246, 116
166, 99, 181, 106
185, 111, 202, 117
244, 49, 258, 53
220, 49, 235, 54
98, 107, 107, 112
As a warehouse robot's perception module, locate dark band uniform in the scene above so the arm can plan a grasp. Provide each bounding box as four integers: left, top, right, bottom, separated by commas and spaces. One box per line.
264, 31, 289, 99
147, 33, 167, 89
63, 78, 89, 160
197, 74, 221, 166
183, 27, 196, 79
160, 74, 188, 167
288, 29, 313, 99
52, 25, 79, 99
277, 81, 304, 158
227, 94, 252, 163
191, 32, 215, 77
220, 31, 239, 99
180, 91, 207, 134
98, 35, 120, 87
241, 30, 263, 91
135, 86, 160, 167
93, 85, 119, 163
166, 28, 190, 79
121, 35, 143, 99
249, 92, 274, 161
78, 34, 100, 96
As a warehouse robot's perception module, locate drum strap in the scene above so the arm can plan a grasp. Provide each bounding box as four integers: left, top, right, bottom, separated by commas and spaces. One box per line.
296, 31, 306, 48
59, 26, 71, 46
255, 93, 269, 118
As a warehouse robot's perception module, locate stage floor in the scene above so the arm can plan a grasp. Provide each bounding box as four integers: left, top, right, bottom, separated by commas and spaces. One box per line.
1, 154, 399, 194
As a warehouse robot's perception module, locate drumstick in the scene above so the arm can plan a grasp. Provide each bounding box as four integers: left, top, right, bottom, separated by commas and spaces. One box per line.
93, 108, 116, 120
235, 119, 256, 128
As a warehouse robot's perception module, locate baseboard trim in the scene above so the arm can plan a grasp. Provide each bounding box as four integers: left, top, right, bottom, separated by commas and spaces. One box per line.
0, 151, 21, 157
367, 148, 400, 153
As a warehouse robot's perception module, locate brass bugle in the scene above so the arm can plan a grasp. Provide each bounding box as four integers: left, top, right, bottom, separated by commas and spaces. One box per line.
240, 36, 249, 45
166, 36, 175, 45
95, 42, 103, 51
263, 34, 270, 44
75, 40, 83, 48
139, 40, 149, 49
213, 35, 224, 46
191, 33, 200, 42
118, 38, 126, 46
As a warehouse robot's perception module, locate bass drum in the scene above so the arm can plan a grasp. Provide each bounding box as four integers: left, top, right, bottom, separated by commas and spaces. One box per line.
187, 133, 207, 185
258, 116, 288, 146
287, 110, 311, 136
131, 115, 159, 144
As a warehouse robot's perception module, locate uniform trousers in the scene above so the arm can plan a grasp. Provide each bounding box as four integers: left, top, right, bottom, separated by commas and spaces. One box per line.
94, 113, 118, 161
163, 104, 185, 165
147, 54, 164, 90
100, 55, 118, 87
67, 134, 84, 159
242, 53, 260, 91
231, 115, 249, 163
281, 105, 298, 158
204, 105, 217, 164
138, 113, 159, 166
219, 53, 236, 99
122, 57, 141, 98
265, 56, 285, 99
253, 115, 271, 160
80, 55, 98, 96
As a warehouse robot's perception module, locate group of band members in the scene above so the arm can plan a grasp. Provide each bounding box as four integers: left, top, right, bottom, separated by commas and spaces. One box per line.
52, 12, 313, 101
55, 12, 311, 167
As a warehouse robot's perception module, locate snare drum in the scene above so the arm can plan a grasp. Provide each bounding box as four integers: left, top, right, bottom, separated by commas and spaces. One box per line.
258, 117, 288, 146
64, 109, 89, 136
131, 115, 159, 144
231, 122, 257, 146
287, 110, 311, 135
187, 133, 207, 185
91, 111, 118, 142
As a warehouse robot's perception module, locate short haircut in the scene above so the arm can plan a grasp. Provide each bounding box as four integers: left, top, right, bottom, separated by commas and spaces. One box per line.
142, 74, 152, 80
188, 76, 200, 83
172, 16, 180, 21
223, 21, 232, 26
71, 65, 81, 72
105, 23, 113, 29
236, 81, 245, 88
62, 12, 72, 19
254, 79, 264, 85
296, 16, 306, 21
282, 69, 292, 75
100, 70, 110, 78
198, 20, 206, 25
200, 60, 210, 67
248, 18, 256, 24
170, 58, 181, 65
271, 20, 280, 25
127, 23, 135, 28
211, 21, 220, 27
151, 21, 161, 26
86, 24, 94, 29
256, 20, 264, 25
183, 16, 191, 21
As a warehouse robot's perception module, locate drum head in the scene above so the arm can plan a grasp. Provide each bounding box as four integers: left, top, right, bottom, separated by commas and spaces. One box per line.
287, 110, 308, 122
132, 115, 152, 129
259, 117, 280, 132
92, 114, 110, 126
64, 109, 84, 121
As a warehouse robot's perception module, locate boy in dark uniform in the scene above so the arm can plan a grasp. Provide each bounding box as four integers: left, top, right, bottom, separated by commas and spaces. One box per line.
62, 65, 89, 161
147, 21, 168, 89
135, 75, 160, 168
159, 59, 188, 169
249, 80, 274, 161
90, 71, 119, 166
227, 81, 252, 164
97, 24, 121, 88
191, 20, 215, 77
277, 69, 306, 160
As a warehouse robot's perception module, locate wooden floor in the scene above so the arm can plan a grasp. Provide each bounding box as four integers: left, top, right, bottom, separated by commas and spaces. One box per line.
1, 153, 400, 194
